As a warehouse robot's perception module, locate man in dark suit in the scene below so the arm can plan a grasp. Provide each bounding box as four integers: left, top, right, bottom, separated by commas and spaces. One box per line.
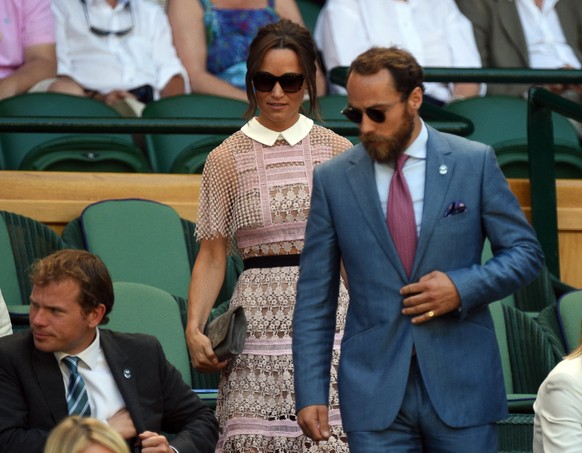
0, 249, 218, 453
456, 0, 582, 97
292, 47, 544, 452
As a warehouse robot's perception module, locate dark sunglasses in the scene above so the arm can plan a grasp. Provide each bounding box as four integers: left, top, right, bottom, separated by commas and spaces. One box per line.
341, 106, 388, 124
81, 0, 134, 37
252, 72, 305, 93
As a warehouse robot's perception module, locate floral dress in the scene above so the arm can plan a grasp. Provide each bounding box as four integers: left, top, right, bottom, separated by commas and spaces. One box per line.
201, 0, 279, 88
196, 118, 352, 452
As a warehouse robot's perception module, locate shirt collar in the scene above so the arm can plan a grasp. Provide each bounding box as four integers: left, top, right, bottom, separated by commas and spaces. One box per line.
54, 328, 101, 370
405, 119, 428, 161
241, 114, 314, 146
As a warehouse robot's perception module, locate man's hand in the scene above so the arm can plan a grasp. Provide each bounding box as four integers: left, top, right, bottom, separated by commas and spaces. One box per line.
139, 431, 173, 452
107, 408, 137, 439
400, 271, 461, 324
297, 405, 330, 441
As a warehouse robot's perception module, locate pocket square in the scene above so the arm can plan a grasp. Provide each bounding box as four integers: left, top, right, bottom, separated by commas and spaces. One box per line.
444, 200, 467, 217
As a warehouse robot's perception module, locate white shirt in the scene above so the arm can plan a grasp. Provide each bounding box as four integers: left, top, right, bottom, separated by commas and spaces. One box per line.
55, 329, 125, 422
374, 121, 427, 237
52, 0, 188, 96
533, 355, 582, 452
241, 114, 314, 146
0, 290, 13, 337
515, 0, 581, 69
315, 0, 483, 102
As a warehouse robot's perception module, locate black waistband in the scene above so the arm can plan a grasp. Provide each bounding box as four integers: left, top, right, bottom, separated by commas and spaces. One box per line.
243, 254, 301, 270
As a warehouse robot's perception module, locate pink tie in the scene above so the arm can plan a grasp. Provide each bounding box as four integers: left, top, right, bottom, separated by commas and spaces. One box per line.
387, 154, 417, 277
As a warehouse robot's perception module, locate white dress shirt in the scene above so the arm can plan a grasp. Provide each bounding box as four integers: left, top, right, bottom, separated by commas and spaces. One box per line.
315, 0, 483, 102
52, 0, 187, 96
0, 290, 13, 338
374, 120, 427, 238
55, 329, 125, 422
515, 0, 581, 69
533, 354, 582, 452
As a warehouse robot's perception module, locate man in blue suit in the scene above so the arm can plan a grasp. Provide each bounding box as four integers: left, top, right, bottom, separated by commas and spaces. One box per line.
292, 47, 544, 452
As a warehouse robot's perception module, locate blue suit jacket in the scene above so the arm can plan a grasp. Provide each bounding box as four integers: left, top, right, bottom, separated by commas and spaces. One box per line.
0, 329, 218, 453
293, 126, 544, 432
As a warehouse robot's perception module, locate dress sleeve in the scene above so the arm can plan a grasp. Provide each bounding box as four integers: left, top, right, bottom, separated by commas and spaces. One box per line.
195, 142, 238, 245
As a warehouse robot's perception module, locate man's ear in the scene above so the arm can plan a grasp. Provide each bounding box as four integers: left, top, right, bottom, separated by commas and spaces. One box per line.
408, 86, 423, 111
88, 304, 107, 328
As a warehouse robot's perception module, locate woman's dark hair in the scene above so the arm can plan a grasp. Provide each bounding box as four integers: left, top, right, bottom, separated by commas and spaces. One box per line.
245, 19, 319, 119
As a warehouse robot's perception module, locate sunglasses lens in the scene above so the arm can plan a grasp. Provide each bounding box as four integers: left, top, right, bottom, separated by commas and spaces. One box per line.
342, 108, 363, 124
366, 109, 386, 123
253, 72, 304, 93
279, 74, 305, 93
253, 73, 277, 92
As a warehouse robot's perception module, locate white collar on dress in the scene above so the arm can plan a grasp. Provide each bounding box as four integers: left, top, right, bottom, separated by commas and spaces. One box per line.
241, 114, 314, 146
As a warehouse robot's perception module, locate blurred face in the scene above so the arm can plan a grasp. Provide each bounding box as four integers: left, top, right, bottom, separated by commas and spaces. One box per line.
29, 279, 105, 355
254, 48, 306, 132
346, 69, 423, 163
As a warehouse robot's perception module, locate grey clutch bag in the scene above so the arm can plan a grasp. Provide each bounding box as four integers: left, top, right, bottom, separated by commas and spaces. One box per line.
205, 306, 247, 361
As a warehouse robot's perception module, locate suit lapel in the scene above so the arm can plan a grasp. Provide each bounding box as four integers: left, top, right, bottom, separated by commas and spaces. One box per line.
100, 330, 146, 433
496, 0, 529, 66
556, 1, 582, 63
413, 127, 455, 278
346, 145, 409, 278
32, 347, 68, 423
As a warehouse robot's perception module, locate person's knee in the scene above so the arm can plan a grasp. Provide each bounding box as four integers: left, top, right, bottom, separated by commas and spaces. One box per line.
48, 78, 85, 96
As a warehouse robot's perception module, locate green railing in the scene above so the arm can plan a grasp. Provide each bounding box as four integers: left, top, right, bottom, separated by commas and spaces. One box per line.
528, 88, 582, 278
330, 66, 582, 87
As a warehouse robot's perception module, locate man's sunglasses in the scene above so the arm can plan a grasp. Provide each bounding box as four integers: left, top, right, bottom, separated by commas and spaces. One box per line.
252, 72, 305, 93
81, 0, 134, 37
341, 106, 388, 124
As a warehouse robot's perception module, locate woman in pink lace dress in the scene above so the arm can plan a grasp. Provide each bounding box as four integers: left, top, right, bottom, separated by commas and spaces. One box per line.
186, 19, 351, 452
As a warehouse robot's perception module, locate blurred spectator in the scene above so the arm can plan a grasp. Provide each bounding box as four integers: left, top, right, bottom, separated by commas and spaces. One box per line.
48, 0, 187, 116
456, 0, 582, 98
533, 340, 582, 452
315, 0, 483, 105
0, 290, 12, 337
44, 416, 130, 453
167, 0, 326, 101
0, 0, 56, 100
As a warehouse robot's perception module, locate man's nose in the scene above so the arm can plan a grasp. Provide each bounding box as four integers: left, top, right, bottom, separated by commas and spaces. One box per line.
359, 113, 376, 135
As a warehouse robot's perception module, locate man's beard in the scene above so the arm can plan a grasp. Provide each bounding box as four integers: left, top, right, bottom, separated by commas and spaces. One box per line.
360, 108, 415, 164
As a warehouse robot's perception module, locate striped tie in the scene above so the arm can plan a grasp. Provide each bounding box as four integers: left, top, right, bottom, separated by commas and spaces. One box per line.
63, 356, 91, 417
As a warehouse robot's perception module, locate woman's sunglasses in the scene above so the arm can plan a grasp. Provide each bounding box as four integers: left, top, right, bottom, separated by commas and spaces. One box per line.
252, 72, 305, 93
341, 106, 387, 124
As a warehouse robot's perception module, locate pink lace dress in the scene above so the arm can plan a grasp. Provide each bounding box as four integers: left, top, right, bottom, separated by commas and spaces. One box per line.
196, 122, 351, 452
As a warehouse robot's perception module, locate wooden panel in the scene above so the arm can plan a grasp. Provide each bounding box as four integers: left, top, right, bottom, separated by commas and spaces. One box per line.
0, 171, 581, 287
0, 171, 201, 232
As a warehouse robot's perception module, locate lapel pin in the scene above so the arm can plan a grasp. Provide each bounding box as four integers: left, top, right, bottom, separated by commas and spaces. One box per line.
439, 164, 448, 175
123, 369, 132, 379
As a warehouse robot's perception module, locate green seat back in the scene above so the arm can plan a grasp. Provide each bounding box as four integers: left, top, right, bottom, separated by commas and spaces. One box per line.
296, 0, 322, 34
142, 94, 247, 173
493, 139, 582, 179
0, 93, 135, 170
0, 215, 22, 307
106, 282, 192, 385
445, 95, 580, 148
557, 290, 582, 352
80, 199, 191, 300
169, 136, 224, 174
19, 135, 152, 173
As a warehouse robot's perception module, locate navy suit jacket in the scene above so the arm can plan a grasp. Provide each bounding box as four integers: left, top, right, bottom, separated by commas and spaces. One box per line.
0, 329, 218, 453
293, 126, 544, 432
